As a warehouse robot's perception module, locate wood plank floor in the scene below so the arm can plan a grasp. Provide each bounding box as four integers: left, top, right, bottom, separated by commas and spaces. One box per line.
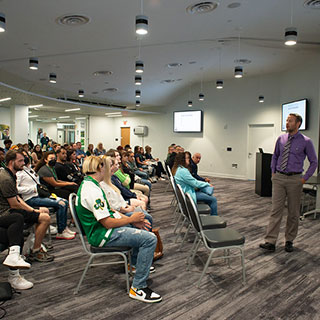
1, 177, 319, 320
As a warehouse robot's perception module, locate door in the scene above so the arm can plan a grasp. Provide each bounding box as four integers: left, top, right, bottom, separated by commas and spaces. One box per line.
247, 124, 275, 180
121, 127, 130, 147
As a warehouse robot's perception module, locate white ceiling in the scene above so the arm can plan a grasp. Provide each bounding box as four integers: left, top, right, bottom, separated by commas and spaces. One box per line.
0, 0, 320, 120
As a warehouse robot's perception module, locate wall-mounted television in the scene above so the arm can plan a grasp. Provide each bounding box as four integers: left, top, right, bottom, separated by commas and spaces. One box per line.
173, 110, 203, 133
281, 99, 307, 131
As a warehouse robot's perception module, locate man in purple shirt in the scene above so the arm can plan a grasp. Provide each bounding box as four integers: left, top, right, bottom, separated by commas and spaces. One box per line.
260, 113, 317, 253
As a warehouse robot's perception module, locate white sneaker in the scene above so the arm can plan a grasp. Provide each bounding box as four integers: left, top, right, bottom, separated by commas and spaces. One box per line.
129, 286, 162, 303
65, 226, 76, 235
56, 230, 75, 240
8, 274, 33, 290
46, 225, 57, 235
3, 250, 31, 269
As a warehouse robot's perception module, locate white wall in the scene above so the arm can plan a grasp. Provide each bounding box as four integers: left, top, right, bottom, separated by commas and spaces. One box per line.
29, 121, 58, 145
88, 116, 116, 151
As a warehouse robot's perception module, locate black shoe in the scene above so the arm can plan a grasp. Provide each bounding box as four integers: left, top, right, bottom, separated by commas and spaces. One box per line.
259, 242, 276, 252
285, 241, 293, 252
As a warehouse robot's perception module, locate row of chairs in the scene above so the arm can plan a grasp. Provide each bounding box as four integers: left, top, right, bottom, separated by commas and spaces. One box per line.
166, 163, 246, 287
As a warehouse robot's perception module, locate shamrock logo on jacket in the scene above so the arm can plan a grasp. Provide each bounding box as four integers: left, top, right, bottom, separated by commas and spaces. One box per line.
94, 198, 105, 210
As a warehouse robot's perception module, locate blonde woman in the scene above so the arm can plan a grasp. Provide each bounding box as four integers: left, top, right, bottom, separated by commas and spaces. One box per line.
100, 156, 152, 229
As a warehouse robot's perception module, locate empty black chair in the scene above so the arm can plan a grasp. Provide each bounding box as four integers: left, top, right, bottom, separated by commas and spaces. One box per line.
185, 192, 246, 287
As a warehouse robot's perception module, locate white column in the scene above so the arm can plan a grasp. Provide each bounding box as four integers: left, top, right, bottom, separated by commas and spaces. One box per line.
10, 105, 29, 144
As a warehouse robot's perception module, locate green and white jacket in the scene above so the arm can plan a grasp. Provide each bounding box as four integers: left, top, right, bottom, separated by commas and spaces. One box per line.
76, 176, 116, 247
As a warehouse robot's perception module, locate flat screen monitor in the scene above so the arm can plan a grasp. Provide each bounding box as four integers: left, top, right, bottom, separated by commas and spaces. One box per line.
281, 99, 307, 131
173, 110, 203, 133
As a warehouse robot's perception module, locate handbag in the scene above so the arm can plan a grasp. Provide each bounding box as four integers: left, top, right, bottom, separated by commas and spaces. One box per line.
23, 169, 51, 198
152, 227, 164, 261
0, 282, 12, 301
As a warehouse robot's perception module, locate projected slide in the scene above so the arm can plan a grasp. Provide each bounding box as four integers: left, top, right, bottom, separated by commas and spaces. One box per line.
174, 110, 202, 132
281, 99, 307, 131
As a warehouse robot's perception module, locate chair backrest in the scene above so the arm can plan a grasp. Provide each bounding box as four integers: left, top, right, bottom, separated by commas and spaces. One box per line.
167, 165, 173, 179
185, 192, 202, 233
163, 161, 170, 176
169, 175, 184, 213
175, 184, 190, 220
69, 193, 91, 253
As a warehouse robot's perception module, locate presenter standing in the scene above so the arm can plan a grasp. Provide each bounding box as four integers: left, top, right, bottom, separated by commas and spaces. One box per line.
260, 113, 317, 253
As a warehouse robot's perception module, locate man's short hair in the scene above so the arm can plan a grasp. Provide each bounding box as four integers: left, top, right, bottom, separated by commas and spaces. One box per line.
55, 147, 66, 154
5, 149, 24, 164
4, 139, 12, 145
289, 113, 303, 128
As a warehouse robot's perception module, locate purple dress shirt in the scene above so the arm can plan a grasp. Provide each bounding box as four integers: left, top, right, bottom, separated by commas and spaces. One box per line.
271, 132, 318, 181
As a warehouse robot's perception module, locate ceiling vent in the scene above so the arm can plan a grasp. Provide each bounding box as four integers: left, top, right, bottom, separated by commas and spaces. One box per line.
167, 63, 182, 68
304, 0, 320, 8
56, 14, 90, 26
186, 2, 219, 14
103, 88, 118, 92
92, 70, 113, 76
234, 58, 251, 64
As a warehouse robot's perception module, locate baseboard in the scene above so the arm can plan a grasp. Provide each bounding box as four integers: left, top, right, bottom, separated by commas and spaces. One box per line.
198, 171, 247, 180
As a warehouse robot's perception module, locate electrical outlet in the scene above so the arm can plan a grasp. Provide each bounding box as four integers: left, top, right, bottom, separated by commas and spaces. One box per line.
232, 163, 238, 168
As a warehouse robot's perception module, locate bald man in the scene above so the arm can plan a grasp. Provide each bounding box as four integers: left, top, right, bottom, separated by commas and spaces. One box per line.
190, 153, 210, 183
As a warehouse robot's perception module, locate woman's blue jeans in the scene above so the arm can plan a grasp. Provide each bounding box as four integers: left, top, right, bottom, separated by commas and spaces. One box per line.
26, 197, 68, 233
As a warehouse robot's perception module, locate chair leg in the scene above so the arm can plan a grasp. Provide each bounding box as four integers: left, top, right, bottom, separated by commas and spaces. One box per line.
179, 224, 191, 251
186, 234, 198, 268
175, 217, 187, 243
173, 214, 182, 234
240, 247, 246, 285
188, 238, 201, 270
197, 250, 215, 288
74, 255, 94, 294
123, 253, 130, 293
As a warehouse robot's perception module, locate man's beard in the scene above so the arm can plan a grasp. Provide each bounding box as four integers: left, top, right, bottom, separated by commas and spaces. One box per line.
13, 164, 23, 171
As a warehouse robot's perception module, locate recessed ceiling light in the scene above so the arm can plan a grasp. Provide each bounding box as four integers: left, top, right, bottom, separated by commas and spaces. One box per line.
28, 104, 43, 108
186, 2, 219, 14
65, 108, 80, 112
227, 2, 241, 9
29, 115, 39, 118
59, 115, 70, 119
0, 97, 11, 102
92, 70, 113, 76
51, 118, 57, 120
56, 14, 90, 26
105, 112, 121, 116
76, 117, 86, 120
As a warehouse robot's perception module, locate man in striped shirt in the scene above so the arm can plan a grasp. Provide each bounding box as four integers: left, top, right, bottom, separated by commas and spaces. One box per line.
260, 113, 317, 253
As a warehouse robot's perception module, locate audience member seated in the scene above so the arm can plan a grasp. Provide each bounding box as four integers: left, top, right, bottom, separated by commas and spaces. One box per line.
75, 141, 86, 165
35, 151, 78, 200
166, 145, 184, 169
75, 156, 161, 303
86, 143, 94, 156
190, 153, 211, 183
119, 152, 151, 197
124, 144, 132, 152
66, 149, 84, 184
94, 142, 106, 156
172, 151, 218, 216
99, 156, 152, 230
145, 145, 166, 180
166, 143, 176, 162
0, 218, 33, 290
127, 151, 149, 180
52, 143, 61, 153
0, 147, 6, 169
0, 150, 54, 262
111, 159, 148, 210
16, 151, 75, 240
31, 144, 43, 166
3, 139, 12, 154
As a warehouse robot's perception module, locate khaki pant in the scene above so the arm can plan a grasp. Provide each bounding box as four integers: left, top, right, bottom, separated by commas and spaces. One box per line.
264, 172, 303, 245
